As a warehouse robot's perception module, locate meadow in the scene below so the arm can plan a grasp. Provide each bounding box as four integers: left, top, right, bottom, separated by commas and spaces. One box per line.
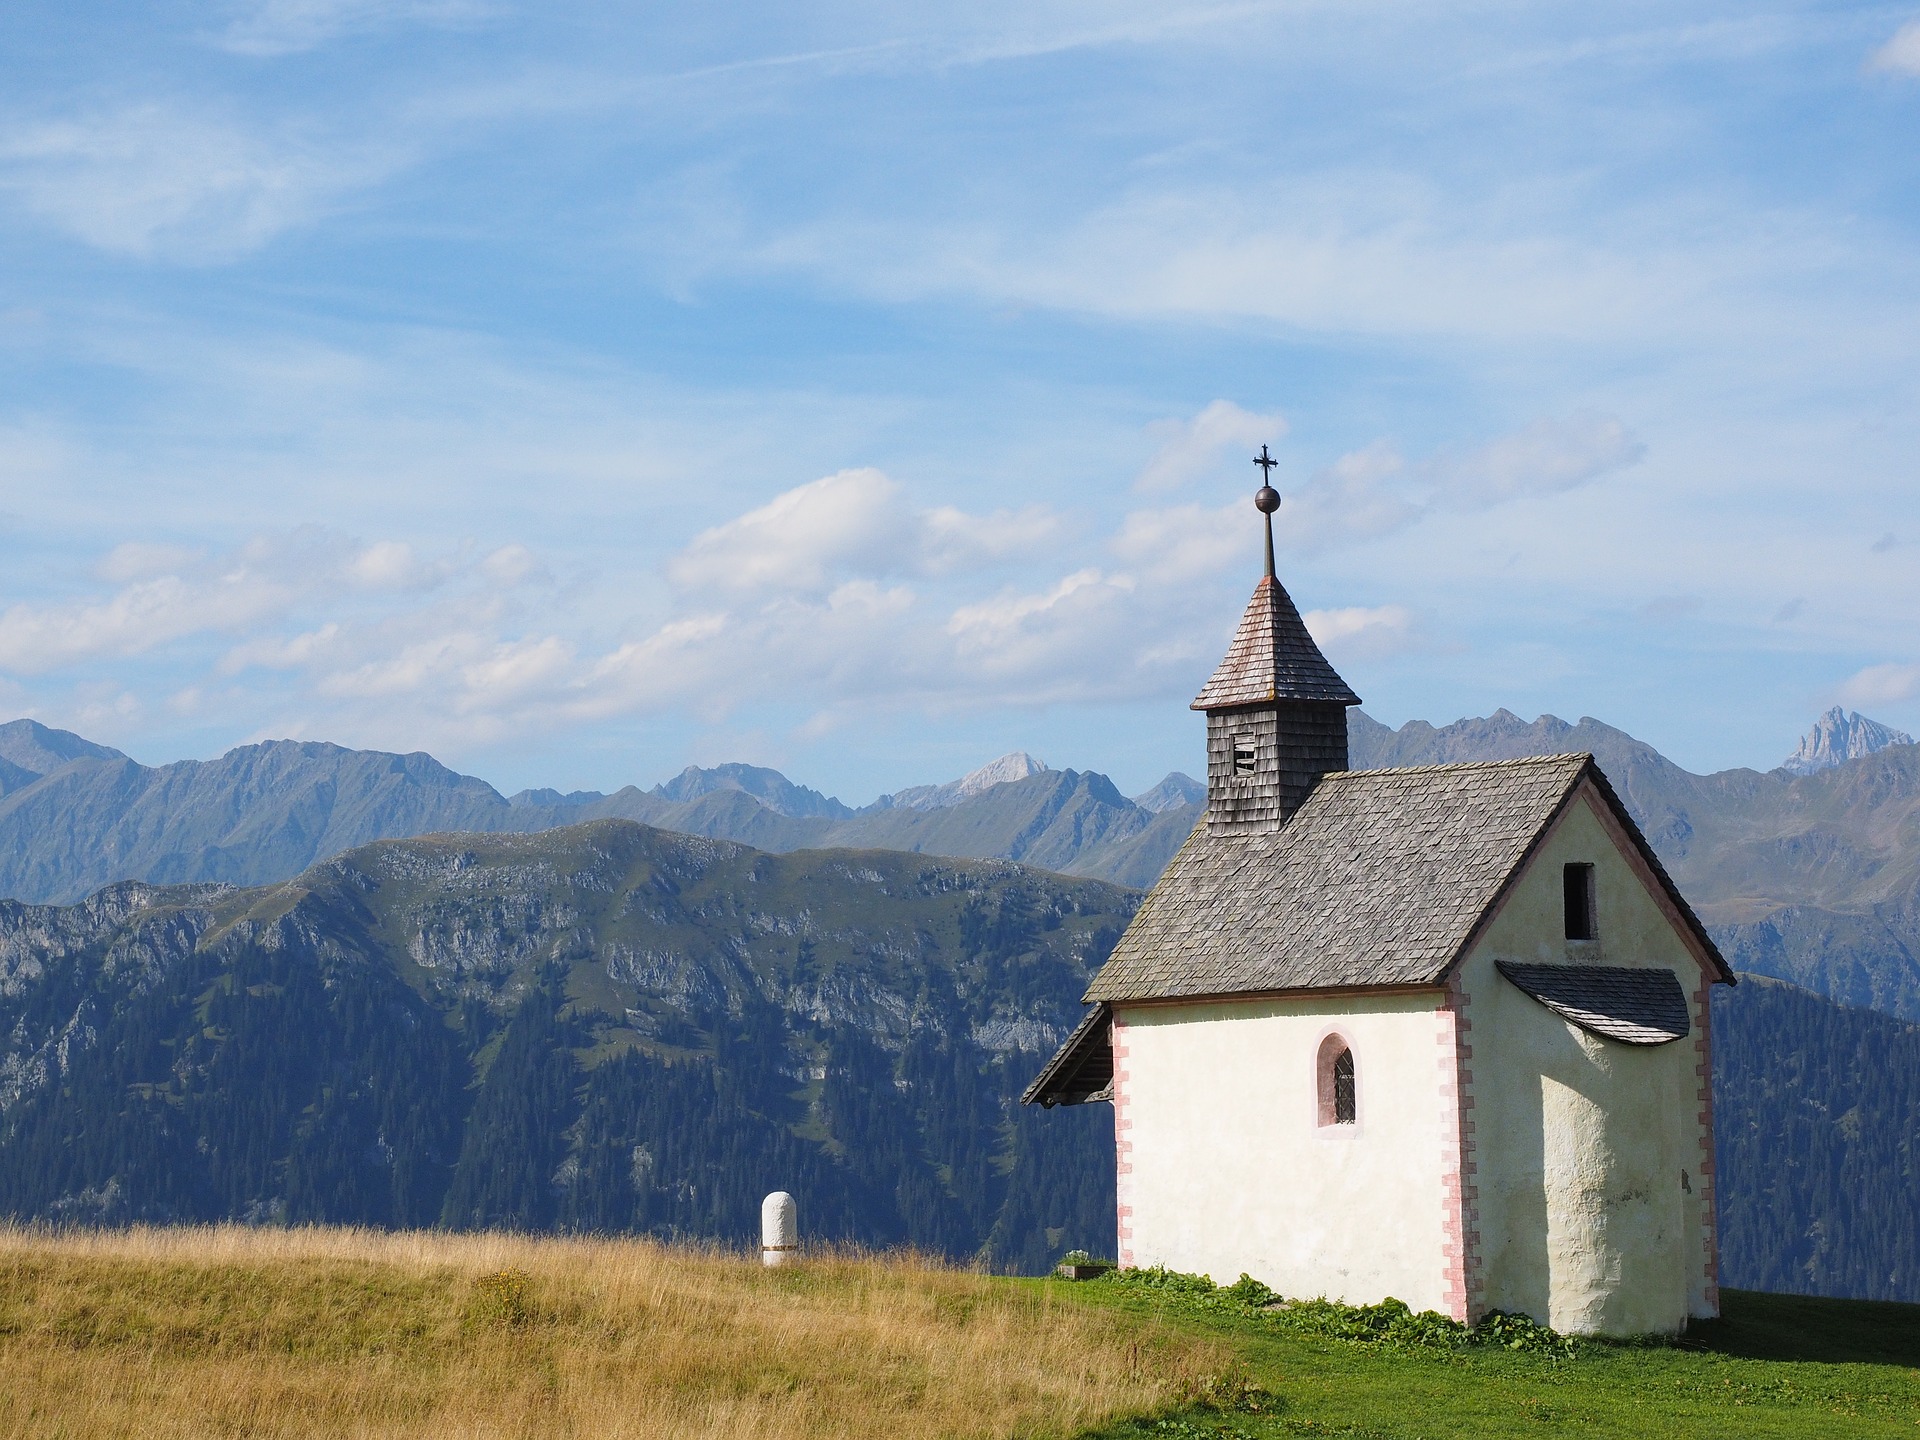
2, 1225, 1917, 1439
0, 1226, 1223, 1439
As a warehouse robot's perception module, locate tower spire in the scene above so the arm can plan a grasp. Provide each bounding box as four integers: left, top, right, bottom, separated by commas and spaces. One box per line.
1190, 447, 1361, 833
1253, 444, 1280, 580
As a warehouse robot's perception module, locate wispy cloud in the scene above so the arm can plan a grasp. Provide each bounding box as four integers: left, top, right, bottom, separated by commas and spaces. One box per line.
0, 532, 529, 677
1839, 661, 1920, 708
1868, 19, 1920, 77
0, 105, 401, 261
216, 0, 495, 57
1303, 604, 1419, 660
668, 468, 1056, 595
1134, 400, 1286, 494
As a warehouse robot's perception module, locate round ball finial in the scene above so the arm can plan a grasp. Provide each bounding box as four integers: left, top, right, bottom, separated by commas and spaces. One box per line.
1254, 485, 1280, 514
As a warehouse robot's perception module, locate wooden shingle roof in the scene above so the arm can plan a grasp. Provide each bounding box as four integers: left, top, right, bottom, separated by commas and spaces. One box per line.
1191, 574, 1362, 710
1496, 961, 1691, 1045
1019, 1001, 1113, 1107
1083, 752, 1730, 1003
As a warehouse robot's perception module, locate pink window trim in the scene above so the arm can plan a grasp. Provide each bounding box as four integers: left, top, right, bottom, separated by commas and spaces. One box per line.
1314, 1030, 1358, 1127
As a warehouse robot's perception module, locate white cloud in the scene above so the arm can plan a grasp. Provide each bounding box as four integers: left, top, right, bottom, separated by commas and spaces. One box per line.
668, 467, 1055, 594
349, 540, 440, 590
480, 544, 542, 586
1135, 400, 1287, 493
0, 106, 397, 261
947, 569, 1135, 672
1110, 406, 1632, 580
1869, 20, 1920, 76
1303, 604, 1419, 660
1246, 414, 1642, 556
921, 502, 1060, 573
1282, 440, 1421, 551
95, 542, 204, 583
0, 530, 530, 679
668, 469, 914, 593
1424, 414, 1645, 509
221, 623, 344, 674
740, 181, 1734, 348
1110, 502, 1246, 584
217, 0, 493, 57
1839, 661, 1920, 708
0, 571, 295, 675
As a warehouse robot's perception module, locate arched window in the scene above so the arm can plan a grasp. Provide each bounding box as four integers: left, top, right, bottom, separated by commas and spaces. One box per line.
1316, 1033, 1357, 1127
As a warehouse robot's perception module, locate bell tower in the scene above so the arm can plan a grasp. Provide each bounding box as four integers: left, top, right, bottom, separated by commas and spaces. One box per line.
1193, 447, 1361, 835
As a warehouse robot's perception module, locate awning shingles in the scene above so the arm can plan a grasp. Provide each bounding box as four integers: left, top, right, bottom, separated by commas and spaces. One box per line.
1496, 961, 1691, 1046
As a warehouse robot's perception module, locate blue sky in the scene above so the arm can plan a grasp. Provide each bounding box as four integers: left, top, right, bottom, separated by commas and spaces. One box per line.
0, 1, 1916, 802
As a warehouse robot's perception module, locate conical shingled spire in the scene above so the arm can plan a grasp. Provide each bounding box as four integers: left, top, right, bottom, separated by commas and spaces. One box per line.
1191, 574, 1361, 711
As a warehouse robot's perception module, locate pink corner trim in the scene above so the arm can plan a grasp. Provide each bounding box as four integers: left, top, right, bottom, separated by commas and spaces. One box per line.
1111, 1014, 1135, 1268
1437, 973, 1481, 1323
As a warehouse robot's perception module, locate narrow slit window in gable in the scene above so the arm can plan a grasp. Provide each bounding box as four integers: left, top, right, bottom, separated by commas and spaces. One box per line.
1564, 862, 1596, 941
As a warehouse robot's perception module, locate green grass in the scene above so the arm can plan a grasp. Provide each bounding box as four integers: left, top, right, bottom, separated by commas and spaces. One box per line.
1051, 1284, 1920, 1439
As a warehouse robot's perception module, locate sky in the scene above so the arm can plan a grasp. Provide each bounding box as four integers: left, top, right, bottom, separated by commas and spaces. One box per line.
0, 1, 1916, 803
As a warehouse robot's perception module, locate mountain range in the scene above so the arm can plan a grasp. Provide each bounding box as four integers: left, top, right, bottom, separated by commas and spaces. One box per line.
0, 817, 1912, 1300
3, 706, 1916, 1018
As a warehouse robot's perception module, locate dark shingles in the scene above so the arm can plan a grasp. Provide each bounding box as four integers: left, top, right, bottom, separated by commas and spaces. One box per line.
1496, 961, 1691, 1045
1085, 755, 1592, 1001
1191, 575, 1362, 709
1021, 1001, 1113, 1106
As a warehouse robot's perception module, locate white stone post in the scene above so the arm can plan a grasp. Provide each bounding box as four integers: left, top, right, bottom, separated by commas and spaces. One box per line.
761, 1191, 797, 1267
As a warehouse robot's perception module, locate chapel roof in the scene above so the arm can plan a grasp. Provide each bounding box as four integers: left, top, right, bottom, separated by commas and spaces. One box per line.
1019, 1001, 1113, 1108
1083, 752, 1732, 1003
1191, 574, 1362, 710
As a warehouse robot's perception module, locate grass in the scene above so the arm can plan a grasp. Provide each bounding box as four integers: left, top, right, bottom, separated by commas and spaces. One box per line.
1060, 1276, 1920, 1439
0, 1226, 1231, 1439
2, 1227, 1917, 1439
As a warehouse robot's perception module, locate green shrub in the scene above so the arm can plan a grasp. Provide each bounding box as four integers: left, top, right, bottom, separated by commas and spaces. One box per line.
1099, 1267, 1576, 1358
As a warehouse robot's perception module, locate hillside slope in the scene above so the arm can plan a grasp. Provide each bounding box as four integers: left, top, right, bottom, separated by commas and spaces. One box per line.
1713, 976, 1920, 1302
0, 820, 1127, 1272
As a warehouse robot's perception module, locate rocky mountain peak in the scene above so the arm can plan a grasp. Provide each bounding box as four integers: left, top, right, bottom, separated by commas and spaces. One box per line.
649, 763, 852, 820
876, 752, 1053, 812
0, 718, 125, 778
1782, 708, 1915, 776
1130, 773, 1204, 814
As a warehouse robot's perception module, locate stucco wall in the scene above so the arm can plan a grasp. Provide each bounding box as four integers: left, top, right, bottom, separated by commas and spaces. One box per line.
1112, 993, 1455, 1313
1462, 783, 1721, 1336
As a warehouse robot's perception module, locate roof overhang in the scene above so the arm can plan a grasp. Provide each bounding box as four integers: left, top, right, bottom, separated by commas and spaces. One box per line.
1106, 982, 1446, 1012
1496, 960, 1692, 1045
1020, 1002, 1113, 1108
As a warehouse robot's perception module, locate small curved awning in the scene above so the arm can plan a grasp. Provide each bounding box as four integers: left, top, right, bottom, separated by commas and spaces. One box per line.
1496, 961, 1691, 1046
1021, 1002, 1113, 1107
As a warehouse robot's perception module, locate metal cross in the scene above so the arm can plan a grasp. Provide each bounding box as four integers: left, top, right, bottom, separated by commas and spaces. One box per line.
1253, 445, 1279, 481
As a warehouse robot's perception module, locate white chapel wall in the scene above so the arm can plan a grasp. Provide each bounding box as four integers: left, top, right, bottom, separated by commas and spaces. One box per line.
1462, 786, 1718, 1336
1113, 992, 1453, 1314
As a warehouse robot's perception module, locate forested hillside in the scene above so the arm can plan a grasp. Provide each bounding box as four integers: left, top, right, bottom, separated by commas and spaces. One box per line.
0, 822, 1123, 1272
1713, 976, 1920, 1302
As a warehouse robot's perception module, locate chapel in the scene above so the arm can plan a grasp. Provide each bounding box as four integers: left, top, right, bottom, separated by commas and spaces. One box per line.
1024, 462, 1733, 1338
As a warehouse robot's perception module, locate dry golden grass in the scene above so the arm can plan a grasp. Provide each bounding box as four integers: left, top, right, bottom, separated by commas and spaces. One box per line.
0, 1226, 1228, 1439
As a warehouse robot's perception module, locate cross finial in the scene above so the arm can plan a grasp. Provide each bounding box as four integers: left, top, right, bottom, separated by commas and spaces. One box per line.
1252, 446, 1281, 579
